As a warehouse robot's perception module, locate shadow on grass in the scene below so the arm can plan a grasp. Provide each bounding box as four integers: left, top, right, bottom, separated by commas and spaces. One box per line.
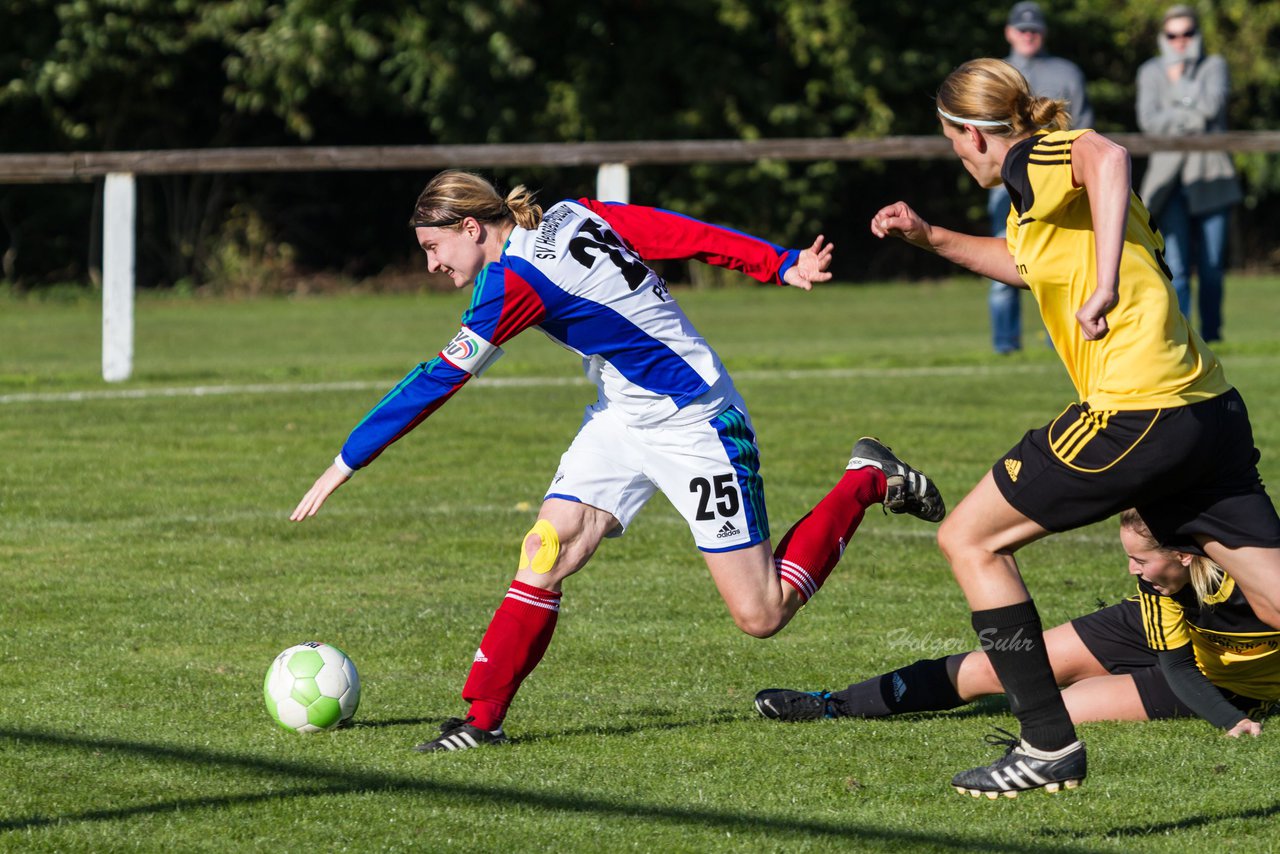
519, 709, 745, 741
1039, 800, 1280, 840
1, 725, 1096, 853
343, 715, 439, 730
904, 695, 1011, 721
526, 704, 1012, 739
346, 709, 744, 741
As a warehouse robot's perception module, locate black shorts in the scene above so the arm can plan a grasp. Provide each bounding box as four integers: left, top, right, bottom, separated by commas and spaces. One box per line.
1072, 598, 1272, 720
995, 388, 1280, 549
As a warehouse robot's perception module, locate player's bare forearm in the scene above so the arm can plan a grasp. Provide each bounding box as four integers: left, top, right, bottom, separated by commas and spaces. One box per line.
928, 229, 1025, 287
871, 202, 1024, 287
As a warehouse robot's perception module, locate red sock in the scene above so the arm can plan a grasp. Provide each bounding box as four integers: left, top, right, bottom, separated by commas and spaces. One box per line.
774, 467, 885, 602
462, 580, 561, 730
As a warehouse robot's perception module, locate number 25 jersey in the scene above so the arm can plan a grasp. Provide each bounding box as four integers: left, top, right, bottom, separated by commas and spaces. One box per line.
338, 199, 801, 471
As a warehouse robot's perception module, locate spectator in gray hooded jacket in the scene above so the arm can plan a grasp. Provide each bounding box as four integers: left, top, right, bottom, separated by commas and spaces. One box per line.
1137, 4, 1241, 343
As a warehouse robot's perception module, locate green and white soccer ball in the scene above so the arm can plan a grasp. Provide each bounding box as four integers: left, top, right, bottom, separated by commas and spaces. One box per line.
263, 641, 360, 733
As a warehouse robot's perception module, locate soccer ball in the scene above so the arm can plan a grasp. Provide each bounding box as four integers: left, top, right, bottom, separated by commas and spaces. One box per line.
263, 641, 360, 733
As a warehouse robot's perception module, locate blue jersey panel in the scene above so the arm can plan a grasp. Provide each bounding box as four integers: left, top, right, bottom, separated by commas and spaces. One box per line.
710, 406, 770, 544
506, 255, 713, 406
341, 356, 470, 468
460, 262, 505, 341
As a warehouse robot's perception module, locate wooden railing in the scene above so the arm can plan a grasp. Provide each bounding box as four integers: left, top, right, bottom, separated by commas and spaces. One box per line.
4, 131, 1278, 380
4, 132, 1280, 182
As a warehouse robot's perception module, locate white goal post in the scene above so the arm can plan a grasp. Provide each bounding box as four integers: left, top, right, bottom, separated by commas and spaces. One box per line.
95, 164, 627, 382
102, 172, 136, 383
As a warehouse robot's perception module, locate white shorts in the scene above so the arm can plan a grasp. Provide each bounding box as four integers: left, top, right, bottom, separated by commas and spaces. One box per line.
546, 400, 770, 552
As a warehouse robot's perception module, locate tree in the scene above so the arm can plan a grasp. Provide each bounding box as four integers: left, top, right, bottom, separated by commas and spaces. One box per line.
3, 0, 1280, 286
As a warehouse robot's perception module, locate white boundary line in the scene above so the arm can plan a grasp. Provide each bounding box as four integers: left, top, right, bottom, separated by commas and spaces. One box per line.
0, 364, 1056, 406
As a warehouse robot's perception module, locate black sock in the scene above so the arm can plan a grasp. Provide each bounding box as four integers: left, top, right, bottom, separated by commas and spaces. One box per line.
831, 657, 964, 717
971, 600, 1076, 751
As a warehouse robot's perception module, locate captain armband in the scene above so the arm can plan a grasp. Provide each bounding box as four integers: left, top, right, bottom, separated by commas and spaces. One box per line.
440, 326, 505, 377
518, 519, 561, 575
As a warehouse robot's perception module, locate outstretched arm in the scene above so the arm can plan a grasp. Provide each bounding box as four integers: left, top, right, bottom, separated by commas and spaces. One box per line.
289, 358, 475, 521
579, 199, 829, 287
870, 201, 1025, 287
290, 268, 546, 522
1157, 645, 1257, 736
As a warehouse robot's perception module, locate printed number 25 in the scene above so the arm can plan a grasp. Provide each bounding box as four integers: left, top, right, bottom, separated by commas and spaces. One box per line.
690, 474, 740, 520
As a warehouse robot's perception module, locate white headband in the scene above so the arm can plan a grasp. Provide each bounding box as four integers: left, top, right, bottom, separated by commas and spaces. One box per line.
937, 107, 1012, 128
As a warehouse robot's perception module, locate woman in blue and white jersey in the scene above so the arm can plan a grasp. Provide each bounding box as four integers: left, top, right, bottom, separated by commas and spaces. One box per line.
292, 170, 944, 752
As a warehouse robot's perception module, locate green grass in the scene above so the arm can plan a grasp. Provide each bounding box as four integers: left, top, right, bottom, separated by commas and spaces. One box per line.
3, 277, 1280, 851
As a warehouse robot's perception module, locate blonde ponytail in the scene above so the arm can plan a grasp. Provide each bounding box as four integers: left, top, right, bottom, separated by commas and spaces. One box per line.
504, 184, 543, 230
1188, 555, 1227, 606
937, 58, 1070, 138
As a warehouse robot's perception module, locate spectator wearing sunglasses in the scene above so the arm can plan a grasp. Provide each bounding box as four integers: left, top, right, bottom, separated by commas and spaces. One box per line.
1137, 4, 1241, 343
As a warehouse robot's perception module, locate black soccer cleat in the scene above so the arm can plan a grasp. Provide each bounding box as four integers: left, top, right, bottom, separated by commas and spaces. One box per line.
847, 437, 946, 523
951, 729, 1086, 799
754, 689, 841, 721
413, 716, 509, 752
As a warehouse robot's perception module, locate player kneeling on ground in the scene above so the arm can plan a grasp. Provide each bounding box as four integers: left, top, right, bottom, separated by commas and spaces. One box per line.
758, 510, 1276, 783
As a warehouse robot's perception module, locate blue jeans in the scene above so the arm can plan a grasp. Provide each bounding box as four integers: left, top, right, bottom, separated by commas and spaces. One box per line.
1154, 187, 1230, 342
988, 185, 1021, 353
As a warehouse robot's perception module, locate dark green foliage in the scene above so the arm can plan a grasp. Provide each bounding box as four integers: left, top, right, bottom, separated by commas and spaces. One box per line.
3, 0, 1280, 286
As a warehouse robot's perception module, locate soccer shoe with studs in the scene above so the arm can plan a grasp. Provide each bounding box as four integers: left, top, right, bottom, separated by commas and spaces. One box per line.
846, 437, 946, 523
951, 729, 1086, 799
754, 689, 841, 721
414, 716, 509, 752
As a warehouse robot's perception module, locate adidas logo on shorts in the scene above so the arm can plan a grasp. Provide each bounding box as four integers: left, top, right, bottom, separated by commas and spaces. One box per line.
716, 521, 741, 539
1005, 459, 1022, 482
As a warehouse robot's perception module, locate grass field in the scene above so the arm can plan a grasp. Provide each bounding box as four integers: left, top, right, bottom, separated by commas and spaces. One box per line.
3, 276, 1280, 852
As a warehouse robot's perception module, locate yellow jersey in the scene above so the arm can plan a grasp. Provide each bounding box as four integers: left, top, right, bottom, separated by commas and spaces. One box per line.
1002, 129, 1230, 411
1138, 575, 1280, 702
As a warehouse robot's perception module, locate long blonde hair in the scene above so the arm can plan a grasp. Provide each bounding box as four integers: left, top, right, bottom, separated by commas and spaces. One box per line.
936, 58, 1071, 138
409, 170, 542, 231
1119, 509, 1226, 605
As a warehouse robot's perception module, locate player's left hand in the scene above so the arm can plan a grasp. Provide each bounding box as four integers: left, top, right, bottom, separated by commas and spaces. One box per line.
1075, 287, 1119, 340
783, 234, 834, 290
1227, 718, 1262, 738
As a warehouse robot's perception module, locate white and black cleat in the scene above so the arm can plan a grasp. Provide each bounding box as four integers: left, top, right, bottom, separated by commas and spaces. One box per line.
847, 437, 946, 523
951, 729, 1085, 799
414, 716, 509, 752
